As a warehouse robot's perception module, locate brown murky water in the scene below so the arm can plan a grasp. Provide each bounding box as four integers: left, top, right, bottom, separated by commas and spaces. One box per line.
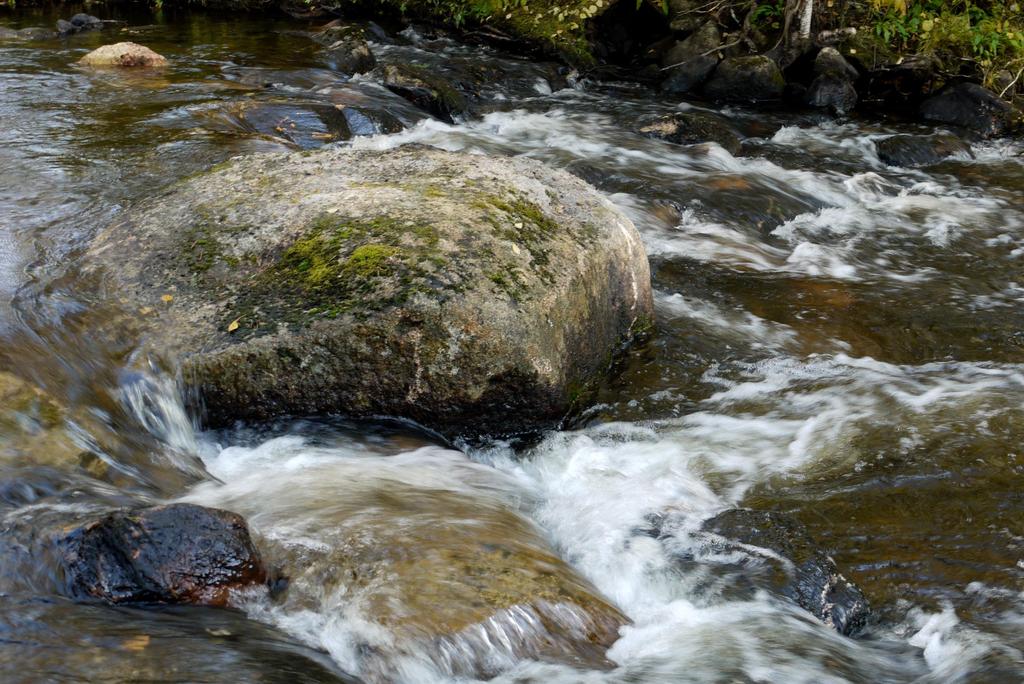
2, 3, 1024, 682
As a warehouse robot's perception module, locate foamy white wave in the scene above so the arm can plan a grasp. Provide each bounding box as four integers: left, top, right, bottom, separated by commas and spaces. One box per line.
469, 352, 1024, 681
348, 110, 1022, 289
657, 291, 799, 351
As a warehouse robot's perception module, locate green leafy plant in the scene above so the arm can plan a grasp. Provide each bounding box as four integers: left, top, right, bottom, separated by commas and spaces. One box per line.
865, 1, 1023, 83
752, 0, 786, 29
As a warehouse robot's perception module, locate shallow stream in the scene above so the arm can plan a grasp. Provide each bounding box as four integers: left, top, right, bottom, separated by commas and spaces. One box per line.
2, 5, 1024, 682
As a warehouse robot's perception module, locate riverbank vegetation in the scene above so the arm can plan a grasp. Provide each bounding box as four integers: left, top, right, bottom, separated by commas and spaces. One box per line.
1, 0, 1021, 99
316, 0, 1023, 94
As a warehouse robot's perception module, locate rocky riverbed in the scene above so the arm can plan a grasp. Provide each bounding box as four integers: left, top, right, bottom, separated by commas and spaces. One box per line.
1, 3, 1024, 683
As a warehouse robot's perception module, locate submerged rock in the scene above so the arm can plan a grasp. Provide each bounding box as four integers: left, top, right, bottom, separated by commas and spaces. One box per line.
0, 372, 99, 476
703, 55, 785, 103
1, 27, 55, 41
920, 82, 1022, 138
79, 42, 167, 68
876, 133, 973, 168
191, 450, 628, 680
637, 110, 742, 155
641, 507, 869, 635
700, 509, 870, 635
202, 100, 403, 148
85, 146, 653, 438
59, 503, 267, 606
0, 596, 362, 683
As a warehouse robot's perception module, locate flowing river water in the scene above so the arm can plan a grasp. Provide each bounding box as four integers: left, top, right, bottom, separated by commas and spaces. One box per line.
2, 5, 1024, 683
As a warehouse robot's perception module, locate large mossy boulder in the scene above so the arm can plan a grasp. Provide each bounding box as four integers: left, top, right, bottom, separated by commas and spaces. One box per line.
86, 147, 653, 437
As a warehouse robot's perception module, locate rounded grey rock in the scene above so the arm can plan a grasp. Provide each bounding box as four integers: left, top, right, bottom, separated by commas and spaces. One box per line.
85, 146, 653, 438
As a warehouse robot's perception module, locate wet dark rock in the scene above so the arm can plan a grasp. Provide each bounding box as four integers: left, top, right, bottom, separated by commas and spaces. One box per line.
56, 14, 103, 36
59, 503, 268, 606
380, 63, 467, 123
920, 82, 1023, 138
311, 25, 376, 75
71, 14, 104, 30
660, 21, 720, 95
666, 0, 705, 33
814, 46, 859, 80
703, 55, 785, 103
806, 73, 858, 115
84, 147, 653, 439
805, 47, 859, 114
700, 509, 870, 635
876, 133, 973, 167
637, 110, 742, 155
206, 100, 400, 148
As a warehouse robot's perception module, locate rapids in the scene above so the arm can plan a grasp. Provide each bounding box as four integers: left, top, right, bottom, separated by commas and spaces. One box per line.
1, 4, 1023, 682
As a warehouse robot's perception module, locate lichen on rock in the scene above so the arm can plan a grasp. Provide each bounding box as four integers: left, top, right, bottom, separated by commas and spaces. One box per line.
85, 146, 653, 438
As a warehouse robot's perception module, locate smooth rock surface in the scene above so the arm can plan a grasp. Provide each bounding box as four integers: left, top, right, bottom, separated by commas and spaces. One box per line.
59, 503, 267, 606
0, 372, 99, 476
660, 21, 721, 95
85, 147, 653, 437
189, 450, 629, 680
876, 133, 973, 167
79, 42, 167, 68
806, 73, 858, 114
814, 46, 859, 80
703, 55, 785, 102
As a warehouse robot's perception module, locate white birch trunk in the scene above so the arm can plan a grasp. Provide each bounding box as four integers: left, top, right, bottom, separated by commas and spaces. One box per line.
799, 0, 814, 39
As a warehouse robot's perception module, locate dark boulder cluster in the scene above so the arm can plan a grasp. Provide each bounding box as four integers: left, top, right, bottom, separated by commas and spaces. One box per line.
920, 82, 1023, 138
0, 14, 113, 41
57, 13, 104, 36
647, 13, 1020, 138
